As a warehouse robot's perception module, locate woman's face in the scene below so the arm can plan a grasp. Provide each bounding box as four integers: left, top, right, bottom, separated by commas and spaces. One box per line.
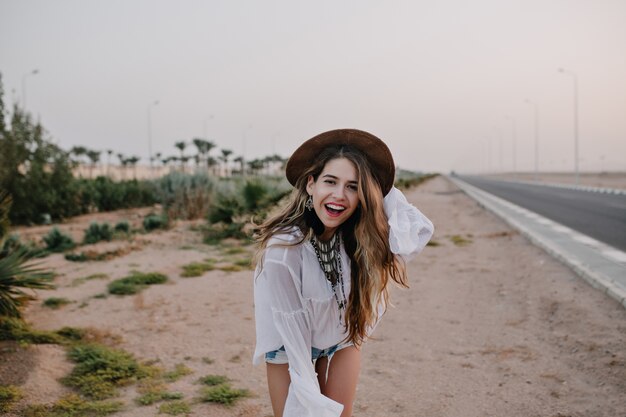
306, 157, 360, 240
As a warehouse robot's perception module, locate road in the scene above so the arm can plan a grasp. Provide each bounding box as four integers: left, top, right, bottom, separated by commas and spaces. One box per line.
456, 175, 626, 251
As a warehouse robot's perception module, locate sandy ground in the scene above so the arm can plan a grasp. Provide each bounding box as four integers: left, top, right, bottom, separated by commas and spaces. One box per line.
2, 175, 625, 417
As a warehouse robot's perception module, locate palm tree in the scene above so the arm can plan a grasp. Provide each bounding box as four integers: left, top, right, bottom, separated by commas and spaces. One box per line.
233, 156, 244, 176
220, 149, 233, 176
86, 149, 101, 178
117, 153, 126, 180
175, 141, 186, 172
127, 156, 140, 179
106, 149, 113, 177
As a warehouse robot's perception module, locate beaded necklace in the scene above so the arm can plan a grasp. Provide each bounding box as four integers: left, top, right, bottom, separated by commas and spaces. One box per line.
310, 233, 347, 310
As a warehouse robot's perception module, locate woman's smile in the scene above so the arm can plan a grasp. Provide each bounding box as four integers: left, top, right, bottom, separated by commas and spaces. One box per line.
307, 157, 359, 239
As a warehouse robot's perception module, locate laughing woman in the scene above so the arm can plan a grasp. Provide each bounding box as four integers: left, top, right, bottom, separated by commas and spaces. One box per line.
253, 129, 434, 417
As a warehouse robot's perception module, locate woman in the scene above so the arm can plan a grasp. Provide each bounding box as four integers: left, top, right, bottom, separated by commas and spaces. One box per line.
253, 129, 434, 417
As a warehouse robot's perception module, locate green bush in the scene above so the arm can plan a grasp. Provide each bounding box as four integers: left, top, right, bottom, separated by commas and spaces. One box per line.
181, 260, 215, 277
156, 172, 216, 220
108, 272, 168, 295
0, 385, 22, 413
114, 221, 130, 233
0, 317, 64, 344
203, 223, 249, 245
22, 394, 123, 417
143, 213, 168, 232
200, 383, 249, 406
199, 374, 229, 386
63, 343, 150, 399
83, 222, 113, 244
43, 297, 71, 309
158, 400, 190, 415
43, 227, 76, 252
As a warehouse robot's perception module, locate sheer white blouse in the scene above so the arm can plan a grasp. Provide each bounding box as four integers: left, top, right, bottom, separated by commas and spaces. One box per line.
253, 187, 434, 417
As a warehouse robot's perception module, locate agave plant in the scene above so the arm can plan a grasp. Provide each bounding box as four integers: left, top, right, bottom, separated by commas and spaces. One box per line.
0, 192, 54, 318
0, 249, 54, 318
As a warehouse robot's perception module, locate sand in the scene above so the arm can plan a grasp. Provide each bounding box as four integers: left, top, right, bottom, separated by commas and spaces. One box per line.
1, 175, 625, 417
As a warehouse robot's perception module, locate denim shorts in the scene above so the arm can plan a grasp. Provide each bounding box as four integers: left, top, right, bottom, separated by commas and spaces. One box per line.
265, 342, 353, 364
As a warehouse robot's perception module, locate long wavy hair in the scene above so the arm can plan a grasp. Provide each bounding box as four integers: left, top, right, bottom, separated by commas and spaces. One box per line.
255, 145, 407, 346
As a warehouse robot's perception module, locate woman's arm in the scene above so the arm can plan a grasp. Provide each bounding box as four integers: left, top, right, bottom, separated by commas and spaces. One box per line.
383, 186, 434, 260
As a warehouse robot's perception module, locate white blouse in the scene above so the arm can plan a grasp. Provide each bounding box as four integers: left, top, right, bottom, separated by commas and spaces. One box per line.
253, 187, 434, 417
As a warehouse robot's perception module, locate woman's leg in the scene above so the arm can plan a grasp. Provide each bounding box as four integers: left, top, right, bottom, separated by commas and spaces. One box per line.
321, 345, 361, 417
266, 363, 290, 417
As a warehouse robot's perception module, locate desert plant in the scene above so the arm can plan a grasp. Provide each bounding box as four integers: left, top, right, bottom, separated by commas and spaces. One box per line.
156, 171, 216, 220
158, 400, 190, 415
114, 221, 130, 233
199, 374, 229, 386
0, 385, 22, 413
63, 343, 151, 399
0, 249, 55, 318
143, 213, 168, 232
83, 222, 113, 244
107, 272, 167, 295
22, 393, 123, 417
43, 227, 76, 252
200, 383, 249, 406
43, 297, 71, 309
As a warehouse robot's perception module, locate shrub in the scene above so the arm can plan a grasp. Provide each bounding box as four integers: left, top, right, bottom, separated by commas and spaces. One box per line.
199, 374, 229, 386
0, 385, 22, 413
114, 221, 130, 233
200, 383, 249, 406
143, 213, 168, 232
158, 400, 191, 415
43, 297, 71, 309
0, 317, 64, 344
157, 171, 216, 220
22, 393, 124, 416
135, 379, 183, 405
181, 260, 215, 277
207, 195, 242, 224
43, 227, 75, 252
108, 272, 168, 295
63, 343, 150, 399
163, 363, 193, 382
203, 223, 249, 245
83, 222, 113, 244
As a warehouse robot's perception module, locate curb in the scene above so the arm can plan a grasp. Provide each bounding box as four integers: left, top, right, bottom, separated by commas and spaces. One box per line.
447, 175, 626, 309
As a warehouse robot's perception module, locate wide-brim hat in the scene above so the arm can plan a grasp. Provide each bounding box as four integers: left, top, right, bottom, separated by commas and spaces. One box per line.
285, 128, 395, 196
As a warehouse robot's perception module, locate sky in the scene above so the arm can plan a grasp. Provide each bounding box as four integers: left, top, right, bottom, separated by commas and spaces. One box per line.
1, 0, 625, 174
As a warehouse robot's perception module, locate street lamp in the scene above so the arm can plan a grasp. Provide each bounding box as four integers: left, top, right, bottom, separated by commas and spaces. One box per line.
203, 114, 214, 139
147, 100, 159, 175
524, 99, 540, 180
21, 69, 39, 109
558, 67, 579, 185
504, 116, 517, 173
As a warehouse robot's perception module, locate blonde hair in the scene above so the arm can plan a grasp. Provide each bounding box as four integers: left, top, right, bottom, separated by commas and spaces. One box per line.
255, 145, 407, 346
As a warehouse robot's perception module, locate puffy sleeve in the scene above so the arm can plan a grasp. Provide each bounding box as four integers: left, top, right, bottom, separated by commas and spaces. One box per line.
383, 186, 434, 260
254, 246, 344, 417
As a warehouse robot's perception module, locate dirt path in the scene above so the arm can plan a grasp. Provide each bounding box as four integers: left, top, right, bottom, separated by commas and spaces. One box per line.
2, 175, 625, 416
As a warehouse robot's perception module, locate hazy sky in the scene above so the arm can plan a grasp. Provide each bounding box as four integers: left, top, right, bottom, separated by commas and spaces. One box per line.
1, 0, 625, 173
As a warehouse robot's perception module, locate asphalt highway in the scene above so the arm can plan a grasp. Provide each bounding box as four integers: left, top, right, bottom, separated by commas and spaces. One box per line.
456, 176, 626, 251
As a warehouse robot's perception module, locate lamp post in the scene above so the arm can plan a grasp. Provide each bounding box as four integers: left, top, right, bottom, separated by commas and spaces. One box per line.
558, 67, 579, 185
524, 99, 540, 180
21, 69, 39, 109
504, 116, 517, 173
147, 100, 159, 176
203, 114, 214, 139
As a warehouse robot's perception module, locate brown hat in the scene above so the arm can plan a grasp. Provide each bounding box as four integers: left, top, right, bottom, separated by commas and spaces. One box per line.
286, 128, 395, 195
